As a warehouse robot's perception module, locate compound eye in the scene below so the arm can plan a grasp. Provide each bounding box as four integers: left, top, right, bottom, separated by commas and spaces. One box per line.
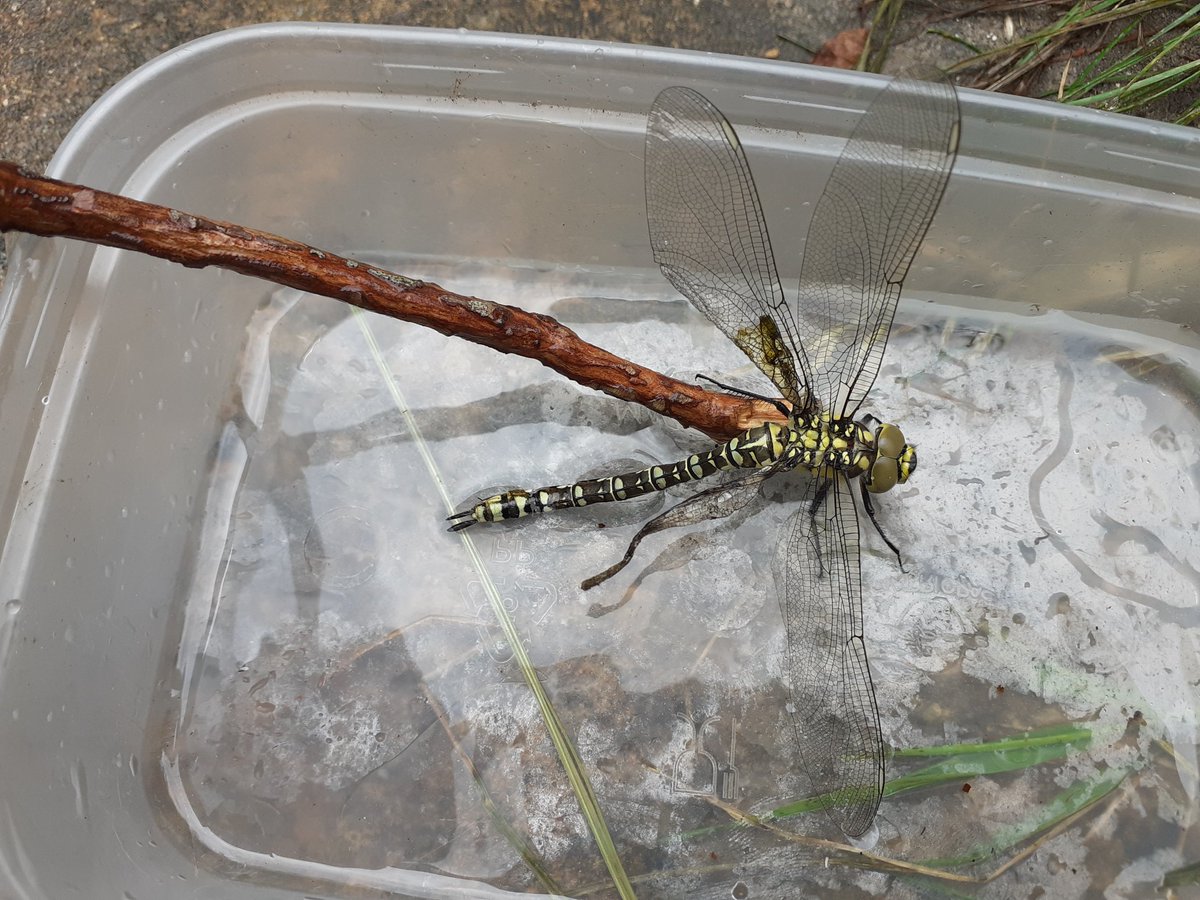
876, 423, 906, 459
867, 457, 898, 493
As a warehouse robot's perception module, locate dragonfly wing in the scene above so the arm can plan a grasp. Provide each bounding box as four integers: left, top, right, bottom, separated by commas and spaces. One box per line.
776, 473, 883, 837
646, 86, 810, 407
793, 77, 959, 416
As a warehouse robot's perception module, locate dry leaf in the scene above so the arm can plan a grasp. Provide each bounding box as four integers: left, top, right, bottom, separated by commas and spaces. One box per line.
812, 27, 867, 69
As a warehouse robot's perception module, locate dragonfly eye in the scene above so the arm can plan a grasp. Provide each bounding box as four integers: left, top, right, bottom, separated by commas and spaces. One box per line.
875, 423, 907, 459
865, 422, 916, 492
866, 456, 899, 493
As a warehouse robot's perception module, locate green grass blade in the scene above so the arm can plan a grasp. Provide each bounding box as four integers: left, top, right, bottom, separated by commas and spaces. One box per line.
1118, 66, 1200, 110
887, 729, 1093, 796
451, 738, 567, 893
992, 0, 1200, 115
1162, 858, 1200, 887
356, 311, 636, 899
921, 766, 1130, 869
1063, 9, 1200, 102
1061, 19, 1143, 96
1067, 57, 1200, 108
452, 498, 637, 898
948, 0, 1184, 72
1013, 0, 1123, 70
927, 29, 984, 55
1177, 99, 1200, 123
769, 723, 1094, 820
893, 723, 1094, 758
861, 0, 906, 73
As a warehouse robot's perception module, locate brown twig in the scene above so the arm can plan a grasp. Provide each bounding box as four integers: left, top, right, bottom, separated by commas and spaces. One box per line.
0, 160, 781, 441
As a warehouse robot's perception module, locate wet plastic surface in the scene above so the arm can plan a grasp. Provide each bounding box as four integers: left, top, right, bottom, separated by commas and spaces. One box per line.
1, 23, 1198, 899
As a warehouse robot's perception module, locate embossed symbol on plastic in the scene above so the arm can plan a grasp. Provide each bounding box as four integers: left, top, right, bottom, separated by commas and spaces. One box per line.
671, 714, 740, 799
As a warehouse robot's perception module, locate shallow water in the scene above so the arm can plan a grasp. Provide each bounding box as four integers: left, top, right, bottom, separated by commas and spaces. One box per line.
161, 259, 1200, 898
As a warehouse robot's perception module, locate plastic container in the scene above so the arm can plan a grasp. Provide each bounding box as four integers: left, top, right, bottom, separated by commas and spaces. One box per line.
1, 23, 1198, 899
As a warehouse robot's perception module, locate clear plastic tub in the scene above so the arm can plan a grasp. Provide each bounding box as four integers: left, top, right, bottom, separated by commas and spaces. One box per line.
1, 23, 1198, 899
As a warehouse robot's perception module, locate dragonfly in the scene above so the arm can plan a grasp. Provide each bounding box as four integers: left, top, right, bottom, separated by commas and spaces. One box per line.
449, 77, 959, 837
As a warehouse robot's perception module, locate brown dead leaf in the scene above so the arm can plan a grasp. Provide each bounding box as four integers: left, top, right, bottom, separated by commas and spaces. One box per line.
812, 27, 868, 69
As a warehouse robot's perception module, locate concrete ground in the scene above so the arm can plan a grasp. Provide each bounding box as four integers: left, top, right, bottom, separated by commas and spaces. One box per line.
0, 1, 1191, 285
0, 1, 871, 285
1, 2, 886, 171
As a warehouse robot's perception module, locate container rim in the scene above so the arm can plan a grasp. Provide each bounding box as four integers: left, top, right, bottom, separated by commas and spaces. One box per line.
49, 21, 1200, 186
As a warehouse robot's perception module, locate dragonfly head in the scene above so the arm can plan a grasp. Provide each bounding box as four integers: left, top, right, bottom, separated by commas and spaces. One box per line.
858, 416, 917, 494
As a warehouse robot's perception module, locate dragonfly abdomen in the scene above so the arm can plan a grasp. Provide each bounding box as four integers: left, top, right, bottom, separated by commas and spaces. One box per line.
447, 421, 791, 531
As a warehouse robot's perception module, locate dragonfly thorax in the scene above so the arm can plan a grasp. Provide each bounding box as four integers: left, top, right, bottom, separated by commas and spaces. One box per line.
782, 412, 915, 494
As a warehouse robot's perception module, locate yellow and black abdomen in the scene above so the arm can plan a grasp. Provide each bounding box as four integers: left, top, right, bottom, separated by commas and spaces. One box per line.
448, 421, 792, 530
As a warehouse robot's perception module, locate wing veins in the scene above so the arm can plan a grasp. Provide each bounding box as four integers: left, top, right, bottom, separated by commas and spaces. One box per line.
776, 475, 883, 837
792, 78, 959, 416
646, 86, 810, 405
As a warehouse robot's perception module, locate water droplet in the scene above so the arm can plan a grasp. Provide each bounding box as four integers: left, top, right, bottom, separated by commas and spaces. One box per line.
71, 760, 89, 820
5, 599, 20, 616
40, 395, 49, 406
303, 508, 380, 589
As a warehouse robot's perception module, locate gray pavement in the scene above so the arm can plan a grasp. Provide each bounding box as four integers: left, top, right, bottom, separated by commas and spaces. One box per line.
0, 1, 868, 284
1, 2, 864, 174
0, 1, 1189, 286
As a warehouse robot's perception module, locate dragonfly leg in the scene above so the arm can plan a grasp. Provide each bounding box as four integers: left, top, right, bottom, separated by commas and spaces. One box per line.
806, 479, 832, 577
581, 467, 774, 591
695, 374, 792, 418
858, 479, 905, 572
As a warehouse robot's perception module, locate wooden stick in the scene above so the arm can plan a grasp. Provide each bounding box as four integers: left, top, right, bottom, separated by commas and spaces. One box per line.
0, 161, 781, 441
